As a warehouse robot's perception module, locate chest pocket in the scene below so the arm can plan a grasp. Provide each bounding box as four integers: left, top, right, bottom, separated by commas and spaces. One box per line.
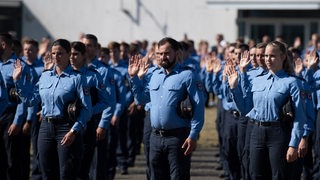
59, 80, 75, 93
150, 83, 160, 91
164, 83, 183, 92
251, 84, 266, 93
39, 82, 53, 90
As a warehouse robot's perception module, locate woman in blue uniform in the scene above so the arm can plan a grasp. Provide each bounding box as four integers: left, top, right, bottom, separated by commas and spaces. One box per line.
228, 41, 307, 179
13, 39, 92, 180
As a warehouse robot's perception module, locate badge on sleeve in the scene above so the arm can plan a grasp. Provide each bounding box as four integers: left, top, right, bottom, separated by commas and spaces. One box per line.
196, 81, 203, 91
110, 79, 115, 85
26, 73, 31, 82
83, 86, 90, 96
99, 83, 105, 89
300, 90, 305, 99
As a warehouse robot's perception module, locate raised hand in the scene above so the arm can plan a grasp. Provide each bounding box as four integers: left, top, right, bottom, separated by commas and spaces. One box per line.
138, 58, 150, 80
294, 57, 303, 75
213, 58, 222, 74
307, 49, 319, 70
13, 59, 23, 81
43, 51, 54, 70
205, 56, 214, 73
226, 65, 238, 89
128, 55, 140, 78
239, 50, 250, 73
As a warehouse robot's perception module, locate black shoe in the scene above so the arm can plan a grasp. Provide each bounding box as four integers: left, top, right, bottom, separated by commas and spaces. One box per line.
215, 165, 223, 171
219, 172, 229, 178
120, 168, 128, 175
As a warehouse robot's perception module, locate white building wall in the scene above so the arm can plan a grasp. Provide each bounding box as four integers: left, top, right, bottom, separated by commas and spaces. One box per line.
22, 0, 237, 47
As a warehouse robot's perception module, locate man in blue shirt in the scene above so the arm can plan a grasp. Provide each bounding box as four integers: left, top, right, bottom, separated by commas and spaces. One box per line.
0, 33, 32, 180
129, 37, 204, 180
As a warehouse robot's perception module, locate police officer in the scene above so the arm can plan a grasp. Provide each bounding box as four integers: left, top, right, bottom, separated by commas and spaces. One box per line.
13, 39, 92, 180
228, 41, 308, 179
234, 42, 268, 180
128, 37, 205, 180
21, 38, 44, 180
108, 41, 132, 174
82, 34, 126, 179
0, 70, 8, 118
130, 46, 160, 180
69, 41, 116, 180
0, 33, 32, 180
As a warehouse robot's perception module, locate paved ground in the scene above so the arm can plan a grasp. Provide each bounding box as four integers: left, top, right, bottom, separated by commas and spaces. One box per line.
114, 146, 223, 180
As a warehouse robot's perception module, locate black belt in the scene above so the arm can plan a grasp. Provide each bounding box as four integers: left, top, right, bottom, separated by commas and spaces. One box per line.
249, 120, 281, 127
44, 116, 68, 123
153, 128, 190, 137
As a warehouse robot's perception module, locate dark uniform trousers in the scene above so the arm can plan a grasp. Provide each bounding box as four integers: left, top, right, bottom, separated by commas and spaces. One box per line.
38, 119, 82, 180
127, 107, 145, 166
149, 127, 191, 180
0, 106, 28, 180
143, 111, 152, 180
79, 114, 109, 180
223, 110, 241, 180
249, 120, 291, 180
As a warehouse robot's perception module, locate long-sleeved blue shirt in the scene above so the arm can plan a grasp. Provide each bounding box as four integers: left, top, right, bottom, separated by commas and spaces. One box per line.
90, 58, 126, 118
231, 70, 307, 147
15, 65, 92, 133
130, 63, 205, 140
80, 66, 115, 129
0, 54, 31, 125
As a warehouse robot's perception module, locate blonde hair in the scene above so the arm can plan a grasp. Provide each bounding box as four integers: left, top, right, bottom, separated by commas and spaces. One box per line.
267, 41, 294, 75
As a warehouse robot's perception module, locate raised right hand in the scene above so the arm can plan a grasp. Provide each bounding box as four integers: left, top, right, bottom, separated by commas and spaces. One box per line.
128, 55, 140, 78
13, 59, 23, 81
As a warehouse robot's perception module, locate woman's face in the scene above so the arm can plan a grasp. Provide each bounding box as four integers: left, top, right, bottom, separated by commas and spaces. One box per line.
51, 45, 70, 67
265, 44, 285, 73
70, 48, 85, 68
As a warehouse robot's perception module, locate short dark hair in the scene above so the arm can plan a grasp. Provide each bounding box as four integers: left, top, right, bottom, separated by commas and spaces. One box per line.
108, 41, 120, 50
84, 34, 98, 45
52, 39, 71, 53
0, 33, 13, 45
158, 37, 180, 52
71, 41, 86, 55
235, 43, 249, 52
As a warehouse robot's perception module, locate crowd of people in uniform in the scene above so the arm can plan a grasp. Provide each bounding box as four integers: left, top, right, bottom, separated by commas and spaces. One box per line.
0, 31, 320, 180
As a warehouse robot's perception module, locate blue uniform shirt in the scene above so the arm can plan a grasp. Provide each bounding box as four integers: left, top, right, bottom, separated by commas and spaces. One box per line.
0, 71, 8, 117
130, 63, 205, 140
109, 60, 132, 107
232, 70, 307, 147
131, 65, 160, 112
15, 65, 92, 132
88, 58, 126, 119
0, 54, 31, 125
21, 57, 44, 123
80, 66, 115, 129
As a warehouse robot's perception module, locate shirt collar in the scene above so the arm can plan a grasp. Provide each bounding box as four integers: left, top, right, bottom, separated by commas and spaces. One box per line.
267, 69, 286, 80
50, 65, 73, 77
158, 63, 181, 75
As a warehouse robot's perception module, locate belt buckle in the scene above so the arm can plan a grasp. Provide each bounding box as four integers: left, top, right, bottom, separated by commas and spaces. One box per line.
46, 117, 54, 123
158, 130, 165, 137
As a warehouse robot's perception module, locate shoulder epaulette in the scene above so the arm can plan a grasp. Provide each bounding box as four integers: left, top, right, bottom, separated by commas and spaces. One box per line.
289, 74, 306, 82
72, 69, 81, 74
87, 66, 98, 73
182, 65, 194, 71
